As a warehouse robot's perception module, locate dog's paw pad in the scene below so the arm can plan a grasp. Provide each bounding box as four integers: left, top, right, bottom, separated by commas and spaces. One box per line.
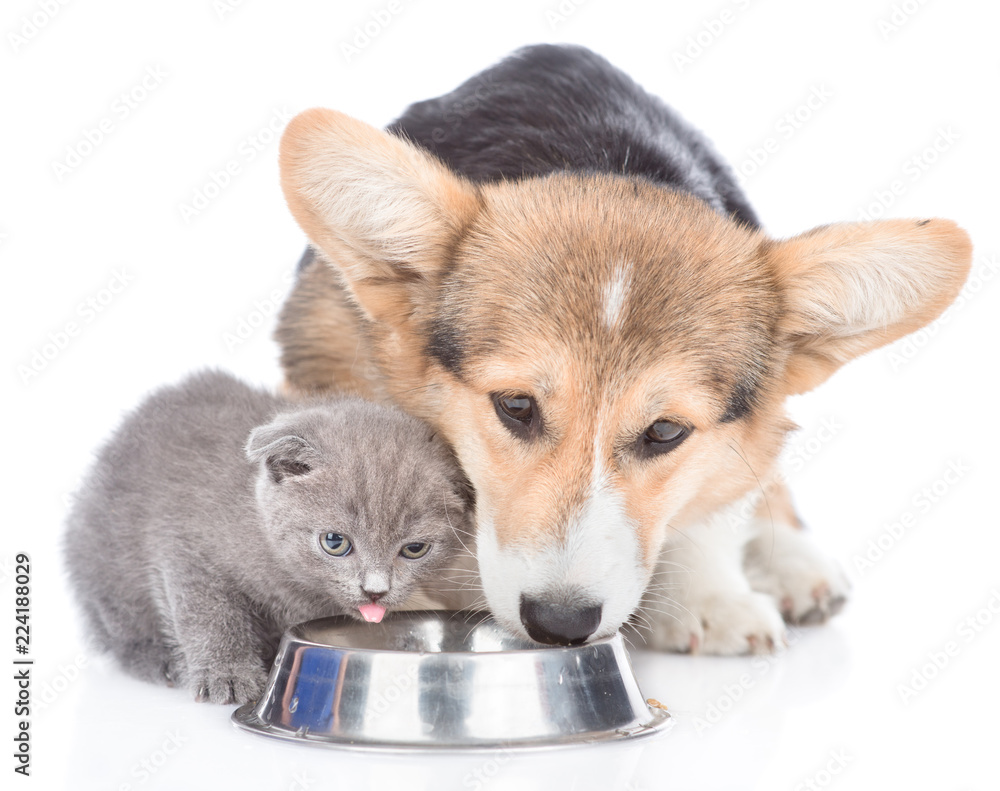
781, 571, 850, 626
698, 592, 787, 656
642, 617, 703, 654
644, 591, 786, 656
746, 633, 782, 654
828, 594, 847, 616
746, 531, 851, 627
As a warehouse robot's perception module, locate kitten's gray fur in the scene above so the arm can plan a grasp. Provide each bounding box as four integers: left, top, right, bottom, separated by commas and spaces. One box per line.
64, 369, 473, 704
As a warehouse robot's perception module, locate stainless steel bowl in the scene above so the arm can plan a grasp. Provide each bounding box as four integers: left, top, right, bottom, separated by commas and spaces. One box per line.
232, 610, 671, 750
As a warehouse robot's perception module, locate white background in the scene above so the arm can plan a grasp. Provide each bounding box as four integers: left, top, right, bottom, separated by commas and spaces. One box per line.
3, 0, 1000, 789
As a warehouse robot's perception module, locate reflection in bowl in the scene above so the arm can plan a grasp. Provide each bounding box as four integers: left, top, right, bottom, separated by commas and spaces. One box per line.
232, 610, 670, 750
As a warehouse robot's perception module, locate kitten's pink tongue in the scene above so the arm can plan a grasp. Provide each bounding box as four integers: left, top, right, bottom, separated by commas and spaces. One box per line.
359, 603, 386, 623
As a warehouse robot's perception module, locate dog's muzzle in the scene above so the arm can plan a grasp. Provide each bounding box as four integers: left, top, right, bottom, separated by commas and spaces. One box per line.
519, 594, 603, 646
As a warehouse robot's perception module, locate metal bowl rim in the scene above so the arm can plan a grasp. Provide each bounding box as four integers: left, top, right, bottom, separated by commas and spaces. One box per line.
285, 610, 622, 657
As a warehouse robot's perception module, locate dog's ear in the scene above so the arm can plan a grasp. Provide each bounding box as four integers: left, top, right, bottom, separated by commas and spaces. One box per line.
769, 218, 972, 394
280, 108, 479, 324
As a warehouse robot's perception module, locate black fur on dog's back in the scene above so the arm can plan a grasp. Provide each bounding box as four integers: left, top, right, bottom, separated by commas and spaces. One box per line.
388, 44, 759, 228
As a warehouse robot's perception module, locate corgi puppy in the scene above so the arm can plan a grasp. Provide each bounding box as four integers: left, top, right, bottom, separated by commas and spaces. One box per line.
274, 45, 971, 652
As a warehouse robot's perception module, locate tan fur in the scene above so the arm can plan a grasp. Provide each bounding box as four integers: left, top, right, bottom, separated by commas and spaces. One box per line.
753, 478, 803, 529
276, 109, 973, 577
280, 108, 480, 323
274, 251, 382, 398
770, 219, 973, 394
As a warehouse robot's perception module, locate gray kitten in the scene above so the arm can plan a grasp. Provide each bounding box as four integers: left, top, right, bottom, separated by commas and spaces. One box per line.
65, 369, 472, 704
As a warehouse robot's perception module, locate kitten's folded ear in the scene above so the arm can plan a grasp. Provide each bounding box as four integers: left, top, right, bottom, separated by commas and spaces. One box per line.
246, 418, 319, 483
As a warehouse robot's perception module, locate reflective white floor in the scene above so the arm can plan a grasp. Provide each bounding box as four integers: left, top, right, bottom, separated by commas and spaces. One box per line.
35, 603, 1000, 789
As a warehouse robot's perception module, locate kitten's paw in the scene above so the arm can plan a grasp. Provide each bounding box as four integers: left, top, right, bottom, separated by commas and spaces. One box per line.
745, 528, 850, 626
646, 591, 787, 656
191, 662, 266, 705
161, 655, 182, 688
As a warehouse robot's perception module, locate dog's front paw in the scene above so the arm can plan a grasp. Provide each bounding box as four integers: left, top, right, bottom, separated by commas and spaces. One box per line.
190, 661, 267, 705
745, 526, 850, 626
644, 591, 786, 656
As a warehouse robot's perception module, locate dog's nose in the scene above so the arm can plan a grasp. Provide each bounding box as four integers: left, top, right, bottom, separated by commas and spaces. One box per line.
519, 595, 602, 645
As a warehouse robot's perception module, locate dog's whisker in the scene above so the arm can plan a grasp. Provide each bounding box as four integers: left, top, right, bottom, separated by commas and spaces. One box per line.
641, 592, 683, 602
728, 438, 775, 563
638, 598, 699, 624
635, 604, 687, 628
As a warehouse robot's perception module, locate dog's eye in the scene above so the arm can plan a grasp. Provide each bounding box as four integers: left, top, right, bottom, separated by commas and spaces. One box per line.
646, 421, 685, 443
400, 542, 430, 559
320, 532, 353, 556
498, 394, 532, 421
492, 393, 540, 438
638, 420, 690, 457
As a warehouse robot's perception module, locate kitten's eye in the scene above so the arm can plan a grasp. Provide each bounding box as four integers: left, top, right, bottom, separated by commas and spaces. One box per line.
491, 392, 540, 438
320, 532, 352, 557
400, 542, 430, 559
637, 420, 690, 458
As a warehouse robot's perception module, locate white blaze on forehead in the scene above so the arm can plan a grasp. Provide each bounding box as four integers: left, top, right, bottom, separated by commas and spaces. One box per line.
602, 261, 632, 331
